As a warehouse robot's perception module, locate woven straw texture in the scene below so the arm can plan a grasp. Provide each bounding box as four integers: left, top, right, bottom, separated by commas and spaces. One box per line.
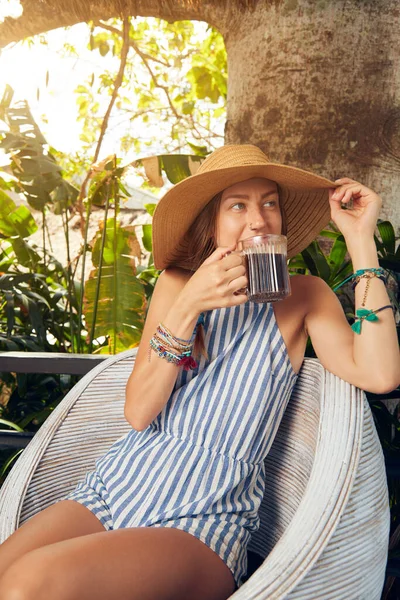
152, 145, 335, 269
0, 350, 389, 599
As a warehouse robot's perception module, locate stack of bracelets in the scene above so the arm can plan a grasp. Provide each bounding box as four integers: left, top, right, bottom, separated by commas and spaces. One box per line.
333, 267, 395, 334
148, 313, 205, 371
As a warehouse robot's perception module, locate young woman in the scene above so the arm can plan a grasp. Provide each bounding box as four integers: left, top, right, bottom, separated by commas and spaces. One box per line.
0, 144, 399, 600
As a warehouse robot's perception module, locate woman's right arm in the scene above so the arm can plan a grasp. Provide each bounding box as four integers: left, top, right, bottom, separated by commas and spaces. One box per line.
124, 267, 199, 431
124, 244, 248, 430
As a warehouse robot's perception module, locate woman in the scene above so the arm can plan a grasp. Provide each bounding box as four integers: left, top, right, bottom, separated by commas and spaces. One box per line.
0, 144, 398, 600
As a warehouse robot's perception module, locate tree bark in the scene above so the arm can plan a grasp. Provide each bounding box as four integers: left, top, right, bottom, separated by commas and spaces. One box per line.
1, 0, 399, 230
222, 0, 400, 230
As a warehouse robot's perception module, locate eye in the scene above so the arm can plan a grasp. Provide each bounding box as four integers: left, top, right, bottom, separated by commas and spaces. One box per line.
230, 200, 277, 210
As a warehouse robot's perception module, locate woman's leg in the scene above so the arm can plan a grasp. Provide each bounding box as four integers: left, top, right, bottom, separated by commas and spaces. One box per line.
0, 500, 105, 578
0, 527, 236, 600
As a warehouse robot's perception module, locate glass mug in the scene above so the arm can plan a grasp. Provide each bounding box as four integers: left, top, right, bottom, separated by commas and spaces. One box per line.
231, 234, 291, 303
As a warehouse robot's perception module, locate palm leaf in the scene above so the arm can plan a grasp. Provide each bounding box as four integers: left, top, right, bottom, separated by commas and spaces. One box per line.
132, 153, 205, 187
0, 189, 37, 238
84, 221, 147, 353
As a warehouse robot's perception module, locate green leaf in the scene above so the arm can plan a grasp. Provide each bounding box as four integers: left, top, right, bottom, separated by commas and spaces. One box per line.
301, 241, 331, 281
0, 190, 38, 238
4, 289, 15, 336
142, 224, 152, 252
99, 41, 110, 56
187, 65, 224, 103
84, 221, 147, 353
0, 100, 66, 210
187, 142, 210, 156
144, 203, 156, 217
0, 418, 24, 432
159, 154, 205, 184
182, 101, 195, 115
9, 237, 41, 268
377, 220, 396, 255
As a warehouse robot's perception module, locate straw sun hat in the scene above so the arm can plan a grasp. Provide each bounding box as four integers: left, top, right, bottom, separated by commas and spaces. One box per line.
152, 144, 337, 270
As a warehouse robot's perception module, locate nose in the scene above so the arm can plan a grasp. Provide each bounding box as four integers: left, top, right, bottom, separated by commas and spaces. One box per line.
247, 207, 267, 231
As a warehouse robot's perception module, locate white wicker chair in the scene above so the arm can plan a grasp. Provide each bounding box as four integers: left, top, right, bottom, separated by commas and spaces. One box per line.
0, 349, 390, 599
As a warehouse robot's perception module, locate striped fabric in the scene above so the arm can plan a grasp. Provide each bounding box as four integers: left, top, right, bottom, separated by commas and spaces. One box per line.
59, 301, 298, 588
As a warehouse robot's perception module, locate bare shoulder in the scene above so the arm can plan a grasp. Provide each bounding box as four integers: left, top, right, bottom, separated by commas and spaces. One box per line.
290, 273, 320, 293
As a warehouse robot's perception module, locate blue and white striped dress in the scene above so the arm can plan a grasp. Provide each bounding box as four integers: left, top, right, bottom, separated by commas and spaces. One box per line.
62, 300, 299, 588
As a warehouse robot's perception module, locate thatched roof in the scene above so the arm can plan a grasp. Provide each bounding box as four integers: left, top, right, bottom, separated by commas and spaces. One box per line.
0, 0, 258, 47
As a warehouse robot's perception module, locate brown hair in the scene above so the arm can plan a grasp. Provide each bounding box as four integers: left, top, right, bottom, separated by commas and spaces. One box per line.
167, 192, 223, 273
165, 184, 287, 363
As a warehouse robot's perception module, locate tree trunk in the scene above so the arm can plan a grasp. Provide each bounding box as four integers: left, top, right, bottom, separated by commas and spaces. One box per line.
1, 0, 399, 230
222, 0, 400, 230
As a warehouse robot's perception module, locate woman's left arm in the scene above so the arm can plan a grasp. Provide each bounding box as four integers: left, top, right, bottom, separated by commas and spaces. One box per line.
304, 178, 400, 394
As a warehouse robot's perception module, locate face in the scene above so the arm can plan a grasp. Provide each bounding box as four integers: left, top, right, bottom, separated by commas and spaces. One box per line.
215, 177, 281, 248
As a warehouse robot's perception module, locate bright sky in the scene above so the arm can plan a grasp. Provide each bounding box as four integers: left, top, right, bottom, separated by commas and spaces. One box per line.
1, 24, 96, 154
0, 0, 22, 22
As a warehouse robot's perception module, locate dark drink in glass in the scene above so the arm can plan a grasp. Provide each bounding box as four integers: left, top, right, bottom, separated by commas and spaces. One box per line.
235, 234, 291, 303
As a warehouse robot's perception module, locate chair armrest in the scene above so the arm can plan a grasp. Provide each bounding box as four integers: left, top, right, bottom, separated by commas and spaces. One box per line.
0, 348, 138, 542
232, 360, 365, 598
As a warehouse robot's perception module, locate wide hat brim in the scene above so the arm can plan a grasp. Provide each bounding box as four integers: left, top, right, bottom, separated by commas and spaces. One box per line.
152, 151, 337, 270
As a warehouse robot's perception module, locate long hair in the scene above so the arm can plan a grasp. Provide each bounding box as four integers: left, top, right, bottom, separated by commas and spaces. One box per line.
166, 191, 223, 362
165, 185, 287, 363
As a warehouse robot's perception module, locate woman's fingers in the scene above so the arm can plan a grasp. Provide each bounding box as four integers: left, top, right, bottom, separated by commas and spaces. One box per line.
202, 244, 236, 266
334, 177, 357, 184
221, 251, 245, 270
226, 265, 247, 286
331, 183, 364, 207
229, 275, 248, 294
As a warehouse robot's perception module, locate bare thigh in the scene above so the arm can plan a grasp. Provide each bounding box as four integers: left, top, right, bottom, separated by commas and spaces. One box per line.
0, 500, 105, 578
0, 527, 237, 600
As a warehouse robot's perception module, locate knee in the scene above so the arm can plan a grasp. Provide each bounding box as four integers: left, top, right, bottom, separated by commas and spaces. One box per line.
0, 552, 59, 600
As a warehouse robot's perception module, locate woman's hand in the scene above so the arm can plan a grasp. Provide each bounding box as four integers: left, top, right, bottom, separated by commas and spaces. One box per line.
328, 178, 382, 240
180, 244, 248, 314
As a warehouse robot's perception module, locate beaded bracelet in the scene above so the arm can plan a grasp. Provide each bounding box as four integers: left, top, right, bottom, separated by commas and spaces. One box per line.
148, 317, 206, 371
149, 336, 198, 370
155, 325, 193, 353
